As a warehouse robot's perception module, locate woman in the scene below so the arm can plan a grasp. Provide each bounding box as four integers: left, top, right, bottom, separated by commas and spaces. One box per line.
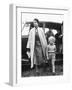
26, 19, 48, 72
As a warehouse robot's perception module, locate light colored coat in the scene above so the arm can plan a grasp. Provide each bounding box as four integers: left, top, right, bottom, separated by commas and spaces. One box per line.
26, 27, 48, 68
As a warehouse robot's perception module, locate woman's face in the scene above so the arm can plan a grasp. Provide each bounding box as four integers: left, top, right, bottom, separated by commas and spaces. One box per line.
33, 20, 38, 28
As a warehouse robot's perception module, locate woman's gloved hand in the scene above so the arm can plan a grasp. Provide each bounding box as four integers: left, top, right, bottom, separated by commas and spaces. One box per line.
26, 51, 31, 58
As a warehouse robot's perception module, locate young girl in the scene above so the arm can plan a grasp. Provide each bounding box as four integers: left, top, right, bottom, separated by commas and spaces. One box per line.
46, 36, 56, 74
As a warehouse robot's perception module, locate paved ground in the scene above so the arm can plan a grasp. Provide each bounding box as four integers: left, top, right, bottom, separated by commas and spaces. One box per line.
22, 63, 63, 77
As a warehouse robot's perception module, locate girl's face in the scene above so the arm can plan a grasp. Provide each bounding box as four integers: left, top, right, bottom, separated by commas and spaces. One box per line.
33, 20, 38, 28
49, 40, 54, 45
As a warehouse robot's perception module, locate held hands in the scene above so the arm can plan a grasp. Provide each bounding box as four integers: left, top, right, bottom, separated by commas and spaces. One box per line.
45, 56, 49, 63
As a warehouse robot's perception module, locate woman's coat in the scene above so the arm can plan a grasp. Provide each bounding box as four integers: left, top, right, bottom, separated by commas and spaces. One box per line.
26, 27, 48, 68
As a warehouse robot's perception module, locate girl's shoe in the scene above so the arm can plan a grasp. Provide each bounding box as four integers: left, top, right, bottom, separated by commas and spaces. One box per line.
52, 72, 56, 75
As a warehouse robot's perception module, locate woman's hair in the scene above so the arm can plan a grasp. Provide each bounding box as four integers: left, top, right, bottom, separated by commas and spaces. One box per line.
34, 18, 39, 25
30, 18, 39, 29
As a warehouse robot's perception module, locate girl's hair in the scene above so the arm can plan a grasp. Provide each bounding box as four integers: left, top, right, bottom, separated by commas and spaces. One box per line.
34, 18, 39, 24
48, 36, 56, 43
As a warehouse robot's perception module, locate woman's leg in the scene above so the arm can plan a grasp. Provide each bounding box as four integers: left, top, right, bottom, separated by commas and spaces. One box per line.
35, 65, 39, 72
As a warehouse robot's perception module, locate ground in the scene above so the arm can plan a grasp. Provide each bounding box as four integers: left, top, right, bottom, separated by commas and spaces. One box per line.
22, 62, 63, 77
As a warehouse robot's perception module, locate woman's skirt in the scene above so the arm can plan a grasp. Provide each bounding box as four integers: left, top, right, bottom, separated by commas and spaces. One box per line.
34, 44, 45, 65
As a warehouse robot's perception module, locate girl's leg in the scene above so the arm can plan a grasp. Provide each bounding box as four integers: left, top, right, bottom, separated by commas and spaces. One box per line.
52, 58, 55, 73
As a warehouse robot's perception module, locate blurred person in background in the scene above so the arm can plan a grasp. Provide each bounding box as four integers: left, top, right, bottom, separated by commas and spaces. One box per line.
45, 28, 54, 44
